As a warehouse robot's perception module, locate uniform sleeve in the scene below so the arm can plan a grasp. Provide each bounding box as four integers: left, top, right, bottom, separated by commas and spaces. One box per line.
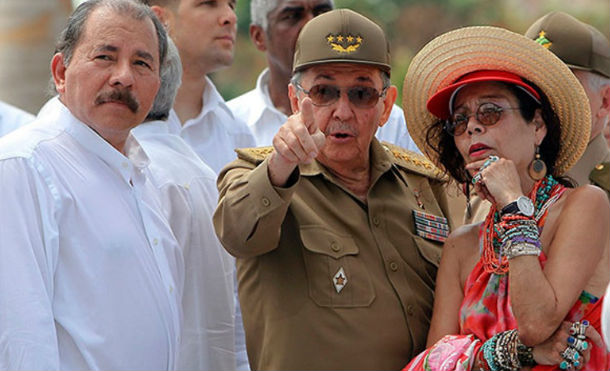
0, 157, 60, 370
213, 157, 298, 258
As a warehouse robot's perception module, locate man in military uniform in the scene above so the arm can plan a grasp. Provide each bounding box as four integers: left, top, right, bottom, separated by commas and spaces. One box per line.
526, 11, 609, 194
213, 9, 455, 370
465, 11, 610, 224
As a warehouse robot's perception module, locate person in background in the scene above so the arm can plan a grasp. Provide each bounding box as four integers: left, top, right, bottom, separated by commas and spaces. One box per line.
141, 1, 253, 368
132, 38, 236, 371
0, 1, 183, 369
0, 100, 34, 136
465, 11, 610, 224
143, 0, 255, 174
228, 0, 420, 153
214, 9, 458, 370
402, 25, 609, 370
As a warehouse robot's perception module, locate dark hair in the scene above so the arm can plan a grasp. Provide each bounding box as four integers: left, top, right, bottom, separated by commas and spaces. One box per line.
54, 0, 167, 72
425, 80, 574, 187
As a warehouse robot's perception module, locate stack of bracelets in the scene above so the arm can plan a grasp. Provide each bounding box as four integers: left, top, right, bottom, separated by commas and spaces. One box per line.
477, 329, 536, 371
499, 213, 541, 259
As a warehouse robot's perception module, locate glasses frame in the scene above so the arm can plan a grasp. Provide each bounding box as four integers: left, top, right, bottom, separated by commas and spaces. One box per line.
443, 102, 521, 136
294, 82, 388, 108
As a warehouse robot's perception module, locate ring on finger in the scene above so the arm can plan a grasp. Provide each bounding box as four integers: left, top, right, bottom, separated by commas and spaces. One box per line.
562, 346, 582, 363
560, 360, 573, 370
568, 336, 589, 352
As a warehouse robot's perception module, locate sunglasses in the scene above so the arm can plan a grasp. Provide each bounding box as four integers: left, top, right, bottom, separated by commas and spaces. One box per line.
444, 102, 520, 136
294, 83, 387, 108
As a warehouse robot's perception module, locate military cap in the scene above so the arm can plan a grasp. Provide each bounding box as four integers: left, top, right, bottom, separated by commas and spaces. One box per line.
525, 11, 610, 78
292, 9, 391, 74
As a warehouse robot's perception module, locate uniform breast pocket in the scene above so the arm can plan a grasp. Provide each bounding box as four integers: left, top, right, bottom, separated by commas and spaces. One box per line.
300, 226, 375, 308
412, 235, 442, 284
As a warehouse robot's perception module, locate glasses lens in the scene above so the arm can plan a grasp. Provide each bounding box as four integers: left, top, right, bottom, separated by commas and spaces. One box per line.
477, 103, 503, 126
347, 86, 380, 107
308, 85, 340, 106
447, 115, 468, 136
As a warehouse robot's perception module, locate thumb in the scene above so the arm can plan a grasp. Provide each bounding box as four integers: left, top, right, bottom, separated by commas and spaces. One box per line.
301, 97, 318, 134
311, 128, 326, 151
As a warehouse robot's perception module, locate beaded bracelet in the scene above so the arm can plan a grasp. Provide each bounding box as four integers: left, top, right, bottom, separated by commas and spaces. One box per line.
481, 330, 536, 371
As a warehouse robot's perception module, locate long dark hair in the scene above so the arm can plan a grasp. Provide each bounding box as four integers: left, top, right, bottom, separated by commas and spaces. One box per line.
425, 80, 574, 187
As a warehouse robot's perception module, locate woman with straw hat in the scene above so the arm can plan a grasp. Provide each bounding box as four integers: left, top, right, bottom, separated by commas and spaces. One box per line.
402, 26, 610, 370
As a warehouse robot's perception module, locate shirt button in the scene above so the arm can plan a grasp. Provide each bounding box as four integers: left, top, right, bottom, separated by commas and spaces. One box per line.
330, 242, 341, 252
169, 285, 174, 294
153, 238, 159, 246
372, 216, 380, 226
407, 304, 414, 316
261, 197, 271, 207
389, 261, 398, 271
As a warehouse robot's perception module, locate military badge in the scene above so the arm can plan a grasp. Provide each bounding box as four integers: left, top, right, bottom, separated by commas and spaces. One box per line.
326, 34, 362, 54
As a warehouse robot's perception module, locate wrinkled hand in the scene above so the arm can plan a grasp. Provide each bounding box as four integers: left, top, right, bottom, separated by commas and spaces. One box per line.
532, 321, 603, 369
268, 98, 326, 186
465, 156, 523, 208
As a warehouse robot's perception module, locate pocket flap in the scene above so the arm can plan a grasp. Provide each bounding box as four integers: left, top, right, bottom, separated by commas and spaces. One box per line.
413, 235, 442, 268
299, 226, 359, 259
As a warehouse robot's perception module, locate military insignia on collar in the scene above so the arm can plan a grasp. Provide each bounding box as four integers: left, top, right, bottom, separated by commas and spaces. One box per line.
534, 30, 552, 49
333, 267, 348, 293
326, 34, 362, 53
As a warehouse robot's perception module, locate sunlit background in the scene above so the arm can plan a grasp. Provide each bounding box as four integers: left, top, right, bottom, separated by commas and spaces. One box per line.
1, 0, 608, 114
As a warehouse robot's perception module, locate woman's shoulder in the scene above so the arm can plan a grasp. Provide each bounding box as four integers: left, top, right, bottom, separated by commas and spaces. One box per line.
444, 222, 482, 257
560, 184, 610, 213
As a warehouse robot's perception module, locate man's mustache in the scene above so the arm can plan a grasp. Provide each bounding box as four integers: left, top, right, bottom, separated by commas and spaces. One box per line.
95, 89, 139, 113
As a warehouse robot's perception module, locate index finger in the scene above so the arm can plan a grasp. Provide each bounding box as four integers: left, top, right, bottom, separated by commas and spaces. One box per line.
300, 97, 318, 134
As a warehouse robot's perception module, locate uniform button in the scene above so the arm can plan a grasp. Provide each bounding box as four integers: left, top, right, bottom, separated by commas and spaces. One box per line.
261, 197, 271, 207
407, 304, 414, 316
330, 242, 341, 252
389, 261, 398, 271
372, 216, 380, 226
596, 163, 605, 170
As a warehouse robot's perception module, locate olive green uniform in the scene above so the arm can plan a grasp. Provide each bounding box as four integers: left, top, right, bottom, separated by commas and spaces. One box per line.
214, 140, 455, 370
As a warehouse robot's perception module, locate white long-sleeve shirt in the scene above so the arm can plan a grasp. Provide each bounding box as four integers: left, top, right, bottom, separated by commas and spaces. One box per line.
227, 68, 421, 152
167, 77, 256, 174
132, 121, 237, 371
0, 98, 183, 370
0, 100, 34, 137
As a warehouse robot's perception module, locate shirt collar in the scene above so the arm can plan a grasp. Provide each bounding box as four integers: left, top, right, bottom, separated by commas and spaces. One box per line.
181, 76, 235, 129
299, 138, 392, 178
45, 97, 150, 185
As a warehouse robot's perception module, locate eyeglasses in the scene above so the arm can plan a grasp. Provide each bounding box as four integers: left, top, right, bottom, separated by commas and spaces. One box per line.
444, 102, 520, 136
294, 83, 387, 108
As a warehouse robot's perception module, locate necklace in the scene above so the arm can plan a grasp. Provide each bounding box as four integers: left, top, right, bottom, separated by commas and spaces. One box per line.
482, 175, 565, 274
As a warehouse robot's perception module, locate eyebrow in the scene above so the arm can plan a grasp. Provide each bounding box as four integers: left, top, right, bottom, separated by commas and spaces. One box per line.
93, 44, 154, 63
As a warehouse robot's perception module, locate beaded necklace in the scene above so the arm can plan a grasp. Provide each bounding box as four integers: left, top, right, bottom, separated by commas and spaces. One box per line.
482, 175, 566, 274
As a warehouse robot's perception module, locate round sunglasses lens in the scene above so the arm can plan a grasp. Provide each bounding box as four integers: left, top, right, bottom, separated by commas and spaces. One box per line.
309, 85, 339, 105
348, 87, 378, 107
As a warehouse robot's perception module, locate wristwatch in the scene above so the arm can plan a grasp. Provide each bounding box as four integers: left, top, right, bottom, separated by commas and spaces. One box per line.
500, 196, 535, 217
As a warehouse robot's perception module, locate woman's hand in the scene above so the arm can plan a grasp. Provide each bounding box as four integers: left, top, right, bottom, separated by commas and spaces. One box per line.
531, 321, 604, 369
465, 156, 524, 208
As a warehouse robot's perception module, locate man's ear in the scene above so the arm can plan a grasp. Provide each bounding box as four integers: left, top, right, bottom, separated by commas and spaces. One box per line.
250, 24, 267, 52
51, 53, 67, 94
378, 85, 397, 127
151, 5, 173, 32
288, 83, 300, 114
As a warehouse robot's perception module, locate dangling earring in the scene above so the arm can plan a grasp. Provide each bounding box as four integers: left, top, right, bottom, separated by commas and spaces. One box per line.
528, 145, 547, 180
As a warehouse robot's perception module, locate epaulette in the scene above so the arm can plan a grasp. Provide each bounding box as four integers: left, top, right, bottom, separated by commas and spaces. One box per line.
235, 146, 274, 165
589, 161, 609, 193
382, 142, 447, 181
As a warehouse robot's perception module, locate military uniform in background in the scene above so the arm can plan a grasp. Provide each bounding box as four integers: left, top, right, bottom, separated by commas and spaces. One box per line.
214, 140, 455, 370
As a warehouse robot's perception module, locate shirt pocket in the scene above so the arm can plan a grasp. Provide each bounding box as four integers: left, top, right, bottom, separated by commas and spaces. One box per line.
300, 226, 375, 308
412, 235, 442, 284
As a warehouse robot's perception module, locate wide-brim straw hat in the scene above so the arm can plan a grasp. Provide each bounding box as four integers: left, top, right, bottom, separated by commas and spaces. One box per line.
403, 26, 591, 176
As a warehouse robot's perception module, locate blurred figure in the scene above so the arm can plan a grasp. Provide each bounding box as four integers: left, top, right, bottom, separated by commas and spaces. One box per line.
144, 0, 255, 174
132, 38, 236, 371
464, 11, 610, 224
228, 0, 421, 153
0, 100, 34, 136
0, 1, 183, 369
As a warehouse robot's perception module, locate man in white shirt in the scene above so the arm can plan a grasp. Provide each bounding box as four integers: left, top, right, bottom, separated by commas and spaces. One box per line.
228, 0, 420, 152
144, 0, 255, 174
133, 38, 237, 371
0, 1, 183, 369
0, 100, 34, 136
